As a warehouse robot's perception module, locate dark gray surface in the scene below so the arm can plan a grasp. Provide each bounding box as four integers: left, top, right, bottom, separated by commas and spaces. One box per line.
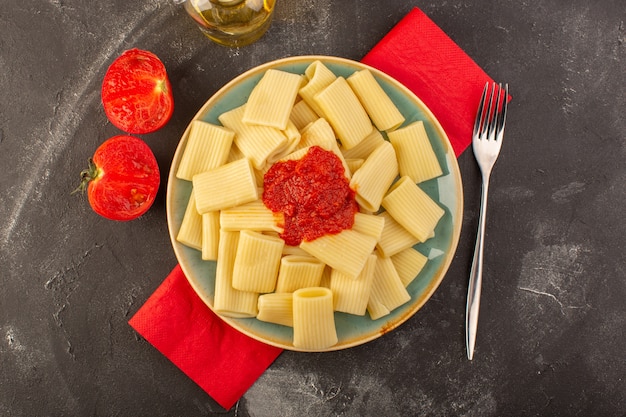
1, 0, 625, 416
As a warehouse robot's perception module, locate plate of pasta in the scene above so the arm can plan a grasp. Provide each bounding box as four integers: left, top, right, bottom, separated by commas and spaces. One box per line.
166, 56, 463, 351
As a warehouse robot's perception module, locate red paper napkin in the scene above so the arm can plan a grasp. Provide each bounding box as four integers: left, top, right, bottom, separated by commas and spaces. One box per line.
128, 265, 282, 410
129, 6, 505, 411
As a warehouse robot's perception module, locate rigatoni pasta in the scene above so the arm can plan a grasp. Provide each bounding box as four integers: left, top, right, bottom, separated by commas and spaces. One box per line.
201, 211, 220, 261
300, 229, 378, 278
176, 189, 203, 251
298, 117, 338, 150
366, 298, 390, 321
232, 230, 284, 293
275, 255, 325, 293
347, 69, 405, 132
349, 141, 398, 212
331, 254, 376, 316
382, 176, 445, 242
388, 121, 443, 183
375, 211, 420, 258
257, 292, 294, 327
391, 247, 428, 287
292, 287, 338, 350
192, 158, 259, 214
176, 120, 234, 181
313, 76, 373, 149
219, 199, 283, 233
243, 69, 304, 130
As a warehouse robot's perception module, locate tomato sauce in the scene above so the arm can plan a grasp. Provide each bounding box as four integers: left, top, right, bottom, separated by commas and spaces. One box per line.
262, 146, 359, 246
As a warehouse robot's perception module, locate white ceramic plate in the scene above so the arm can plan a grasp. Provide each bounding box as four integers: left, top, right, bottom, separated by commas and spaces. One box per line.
166, 55, 463, 351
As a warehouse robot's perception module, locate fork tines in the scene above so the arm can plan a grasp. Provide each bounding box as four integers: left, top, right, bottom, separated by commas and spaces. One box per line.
474, 82, 509, 141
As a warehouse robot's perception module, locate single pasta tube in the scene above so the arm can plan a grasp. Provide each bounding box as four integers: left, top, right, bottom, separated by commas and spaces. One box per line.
347, 69, 405, 131
375, 211, 420, 258
350, 141, 399, 212
176, 120, 234, 181
176, 189, 203, 251
219, 199, 283, 233
232, 230, 284, 293
192, 158, 259, 214
300, 229, 378, 279
292, 287, 338, 350
391, 247, 428, 287
381, 176, 445, 242
257, 292, 294, 327
331, 254, 377, 316
313, 76, 373, 150
243, 69, 304, 130
388, 121, 443, 184
275, 255, 325, 293
201, 211, 220, 261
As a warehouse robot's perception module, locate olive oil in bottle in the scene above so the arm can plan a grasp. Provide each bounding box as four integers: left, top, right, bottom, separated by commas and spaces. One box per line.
180, 0, 276, 47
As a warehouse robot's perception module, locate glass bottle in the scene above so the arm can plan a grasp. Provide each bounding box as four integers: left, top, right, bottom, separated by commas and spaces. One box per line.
175, 0, 277, 47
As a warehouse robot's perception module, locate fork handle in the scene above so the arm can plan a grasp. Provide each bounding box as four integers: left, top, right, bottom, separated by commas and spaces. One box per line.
466, 177, 490, 360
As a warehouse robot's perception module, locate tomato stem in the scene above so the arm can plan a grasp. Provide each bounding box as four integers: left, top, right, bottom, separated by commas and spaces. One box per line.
72, 158, 100, 194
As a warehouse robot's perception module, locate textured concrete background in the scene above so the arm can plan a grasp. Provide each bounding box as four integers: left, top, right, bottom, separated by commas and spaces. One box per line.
1, 0, 624, 416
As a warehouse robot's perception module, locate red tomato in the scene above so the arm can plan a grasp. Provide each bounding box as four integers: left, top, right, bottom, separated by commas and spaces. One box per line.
101, 48, 174, 134
76, 135, 160, 221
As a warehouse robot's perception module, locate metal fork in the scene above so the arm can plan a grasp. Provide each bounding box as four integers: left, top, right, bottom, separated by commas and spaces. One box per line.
466, 82, 509, 360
